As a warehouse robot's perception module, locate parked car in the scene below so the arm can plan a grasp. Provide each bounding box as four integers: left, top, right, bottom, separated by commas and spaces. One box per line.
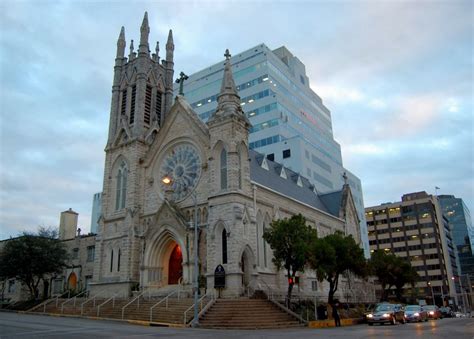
439, 306, 454, 318
404, 305, 428, 322
424, 305, 442, 319
367, 303, 406, 325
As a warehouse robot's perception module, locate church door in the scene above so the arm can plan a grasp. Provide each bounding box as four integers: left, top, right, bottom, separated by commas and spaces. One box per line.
68, 272, 77, 290
168, 244, 183, 284
241, 252, 250, 287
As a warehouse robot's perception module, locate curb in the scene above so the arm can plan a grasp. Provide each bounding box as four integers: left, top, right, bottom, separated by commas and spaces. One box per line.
308, 318, 363, 328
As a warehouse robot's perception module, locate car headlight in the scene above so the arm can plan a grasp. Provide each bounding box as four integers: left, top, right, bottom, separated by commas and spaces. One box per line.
367, 314, 373, 318
429, 311, 434, 315
383, 313, 390, 318
414, 312, 420, 317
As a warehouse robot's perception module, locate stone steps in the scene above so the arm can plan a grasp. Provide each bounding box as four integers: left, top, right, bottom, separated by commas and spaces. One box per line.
199, 298, 304, 329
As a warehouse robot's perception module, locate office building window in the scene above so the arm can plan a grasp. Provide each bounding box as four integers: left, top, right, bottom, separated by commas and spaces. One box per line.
267, 153, 274, 161
283, 149, 291, 159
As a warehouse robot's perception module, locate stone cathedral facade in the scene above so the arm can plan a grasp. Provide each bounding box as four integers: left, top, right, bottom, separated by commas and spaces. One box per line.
91, 13, 366, 300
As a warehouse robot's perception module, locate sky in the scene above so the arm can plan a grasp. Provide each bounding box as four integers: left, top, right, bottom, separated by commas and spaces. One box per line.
0, 0, 472, 239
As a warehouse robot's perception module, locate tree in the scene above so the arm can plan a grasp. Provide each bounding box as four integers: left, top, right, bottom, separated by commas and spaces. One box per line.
369, 250, 418, 302
0, 227, 68, 299
308, 231, 367, 305
263, 214, 317, 307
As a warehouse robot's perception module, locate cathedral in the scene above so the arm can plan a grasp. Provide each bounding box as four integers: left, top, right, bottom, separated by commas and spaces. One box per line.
91, 12, 363, 299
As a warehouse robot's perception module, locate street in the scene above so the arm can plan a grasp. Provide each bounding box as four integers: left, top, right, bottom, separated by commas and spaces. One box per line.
0, 312, 473, 338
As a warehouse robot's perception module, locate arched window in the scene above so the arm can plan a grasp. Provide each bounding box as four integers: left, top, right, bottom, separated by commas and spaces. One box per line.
220, 148, 227, 189
263, 222, 267, 268
117, 249, 121, 272
115, 161, 127, 210
237, 149, 242, 189
222, 229, 228, 264
110, 250, 114, 272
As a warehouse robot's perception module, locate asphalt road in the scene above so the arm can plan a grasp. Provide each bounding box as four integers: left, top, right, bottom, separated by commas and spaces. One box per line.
0, 312, 473, 338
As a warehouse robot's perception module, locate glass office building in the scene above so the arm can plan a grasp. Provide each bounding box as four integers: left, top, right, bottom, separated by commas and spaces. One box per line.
179, 44, 369, 256
438, 195, 474, 276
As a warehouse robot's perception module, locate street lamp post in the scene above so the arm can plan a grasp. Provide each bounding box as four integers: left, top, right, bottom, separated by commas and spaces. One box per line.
162, 176, 199, 327
191, 191, 199, 328
428, 282, 435, 305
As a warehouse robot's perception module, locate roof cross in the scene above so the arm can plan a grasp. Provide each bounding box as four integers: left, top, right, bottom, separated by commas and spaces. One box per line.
175, 71, 189, 96
224, 49, 231, 60
342, 172, 348, 185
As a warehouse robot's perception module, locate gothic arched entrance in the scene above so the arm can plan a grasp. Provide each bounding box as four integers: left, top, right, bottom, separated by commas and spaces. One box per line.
68, 272, 77, 290
240, 246, 255, 289
168, 244, 183, 284
143, 227, 188, 288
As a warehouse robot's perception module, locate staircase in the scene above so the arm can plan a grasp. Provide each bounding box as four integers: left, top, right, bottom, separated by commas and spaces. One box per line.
30, 294, 197, 325
198, 298, 304, 329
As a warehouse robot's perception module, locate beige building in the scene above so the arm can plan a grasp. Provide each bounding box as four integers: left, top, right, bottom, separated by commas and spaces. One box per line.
1, 209, 96, 302
366, 191, 459, 305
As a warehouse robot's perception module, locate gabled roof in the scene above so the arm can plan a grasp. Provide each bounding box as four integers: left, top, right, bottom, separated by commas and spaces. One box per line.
319, 190, 344, 217
249, 149, 343, 218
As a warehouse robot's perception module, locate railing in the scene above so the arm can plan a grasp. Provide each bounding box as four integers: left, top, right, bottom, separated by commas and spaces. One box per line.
149, 288, 182, 322
96, 293, 119, 317
258, 280, 307, 324
60, 290, 89, 313
81, 294, 101, 316
36, 290, 71, 313
121, 290, 150, 320
183, 291, 215, 325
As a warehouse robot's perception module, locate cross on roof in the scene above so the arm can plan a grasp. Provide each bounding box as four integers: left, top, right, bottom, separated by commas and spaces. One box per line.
342, 172, 348, 185
224, 49, 231, 60
175, 71, 189, 96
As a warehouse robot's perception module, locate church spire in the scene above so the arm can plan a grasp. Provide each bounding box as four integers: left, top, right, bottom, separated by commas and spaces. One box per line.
217, 49, 240, 107
138, 11, 150, 56
153, 41, 160, 62
129, 39, 136, 61
116, 26, 126, 59
166, 29, 174, 62
208, 49, 249, 125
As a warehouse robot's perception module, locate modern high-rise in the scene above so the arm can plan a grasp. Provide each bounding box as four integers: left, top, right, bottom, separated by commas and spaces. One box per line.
179, 44, 369, 256
90, 192, 102, 234
366, 191, 460, 306
438, 194, 474, 297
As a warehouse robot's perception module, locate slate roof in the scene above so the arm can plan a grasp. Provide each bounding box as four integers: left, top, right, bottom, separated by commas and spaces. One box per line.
249, 149, 343, 219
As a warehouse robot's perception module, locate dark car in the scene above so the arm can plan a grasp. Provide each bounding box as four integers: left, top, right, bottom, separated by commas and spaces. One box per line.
367, 303, 406, 325
404, 305, 428, 322
440, 306, 454, 318
424, 305, 442, 319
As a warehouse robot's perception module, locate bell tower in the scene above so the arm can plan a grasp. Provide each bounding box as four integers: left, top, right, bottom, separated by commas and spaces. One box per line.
92, 13, 175, 295
107, 12, 174, 146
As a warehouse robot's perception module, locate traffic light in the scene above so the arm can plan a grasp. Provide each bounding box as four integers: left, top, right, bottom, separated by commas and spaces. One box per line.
288, 277, 294, 285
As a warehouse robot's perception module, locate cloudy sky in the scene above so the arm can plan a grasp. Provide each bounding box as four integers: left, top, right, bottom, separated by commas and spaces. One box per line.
0, 0, 472, 239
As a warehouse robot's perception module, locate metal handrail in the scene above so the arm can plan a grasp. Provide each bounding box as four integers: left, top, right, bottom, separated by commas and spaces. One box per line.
121, 290, 150, 320
80, 294, 100, 315
61, 290, 89, 313
96, 293, 118, 317
149, 289, 181, 322
183, 291, 214, 325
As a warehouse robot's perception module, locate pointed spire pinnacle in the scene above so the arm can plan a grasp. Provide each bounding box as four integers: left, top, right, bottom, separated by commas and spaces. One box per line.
116, 26, 126, 58
208, 49, 249, 125
154, 41, 160, 62
129, 39, 136, 60
166, 29, 174, 62
139, 11, 150, 55
219, 49, 238, 97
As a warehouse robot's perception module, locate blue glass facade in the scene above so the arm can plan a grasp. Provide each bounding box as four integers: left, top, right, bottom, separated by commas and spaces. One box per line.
438, 195, 474, 276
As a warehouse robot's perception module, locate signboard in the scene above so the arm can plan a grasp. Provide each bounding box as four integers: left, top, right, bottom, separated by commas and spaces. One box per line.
214, 264, 226, 288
